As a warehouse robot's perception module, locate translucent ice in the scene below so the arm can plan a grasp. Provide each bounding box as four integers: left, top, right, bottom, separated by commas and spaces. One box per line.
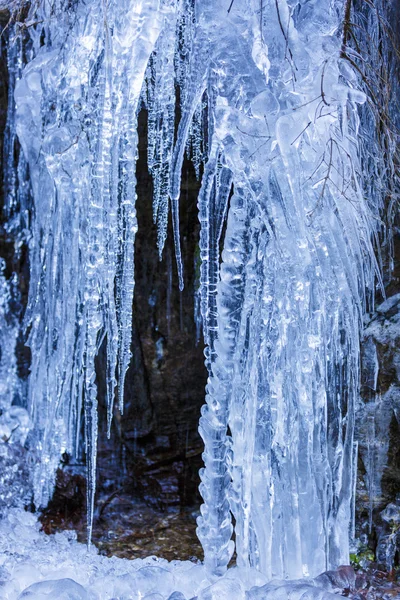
193, 0, 377, 579
197, 578, 245, 600
11, 0, 176, 542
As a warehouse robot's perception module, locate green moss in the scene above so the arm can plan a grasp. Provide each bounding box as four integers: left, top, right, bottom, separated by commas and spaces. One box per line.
350, 549, 375, 568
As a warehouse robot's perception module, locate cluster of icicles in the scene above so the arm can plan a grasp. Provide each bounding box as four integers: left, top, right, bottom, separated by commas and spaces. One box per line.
2, 0, 389, 582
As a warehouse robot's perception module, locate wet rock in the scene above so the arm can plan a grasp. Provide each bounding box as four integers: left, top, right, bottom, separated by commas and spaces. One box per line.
0, 441, 34, 514
39, 467, 86, 533
356, 287, 400, 567
314, 565, 356, 593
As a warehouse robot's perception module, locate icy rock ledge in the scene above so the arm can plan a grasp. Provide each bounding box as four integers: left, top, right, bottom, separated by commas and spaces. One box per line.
0, 509, 356, 600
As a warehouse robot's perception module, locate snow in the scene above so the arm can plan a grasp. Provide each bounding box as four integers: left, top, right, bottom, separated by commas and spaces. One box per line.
0, 509, 206, 600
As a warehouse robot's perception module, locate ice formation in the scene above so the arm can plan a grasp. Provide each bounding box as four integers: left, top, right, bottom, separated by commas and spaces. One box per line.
0, 0, 397, 589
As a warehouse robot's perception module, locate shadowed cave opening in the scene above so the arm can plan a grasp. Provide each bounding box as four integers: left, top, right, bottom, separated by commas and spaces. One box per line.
38, 106, 208, 560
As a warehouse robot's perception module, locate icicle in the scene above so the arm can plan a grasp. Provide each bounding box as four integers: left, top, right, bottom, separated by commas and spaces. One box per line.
197, 144, 231, 358
166, 246, 172, 338
197, 191, 250, 576
350, 441, 359, 543
0, 264, 20, 411
186, 102, 205, 179
147, 7, 178, 259
116, 105, 139, 415
367, 410, 376, 534
169, 21, 210, 290
3, 25, 26, 233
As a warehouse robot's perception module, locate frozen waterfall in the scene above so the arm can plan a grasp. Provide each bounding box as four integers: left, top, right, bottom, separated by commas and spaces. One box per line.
1, 0, 397, 585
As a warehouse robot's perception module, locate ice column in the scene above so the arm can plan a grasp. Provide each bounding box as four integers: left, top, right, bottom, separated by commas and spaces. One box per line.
13, 0, 175, 540
191, 0, 379, 579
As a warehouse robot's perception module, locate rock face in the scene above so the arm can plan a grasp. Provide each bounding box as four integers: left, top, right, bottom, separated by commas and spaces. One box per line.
356, 219, 400, 567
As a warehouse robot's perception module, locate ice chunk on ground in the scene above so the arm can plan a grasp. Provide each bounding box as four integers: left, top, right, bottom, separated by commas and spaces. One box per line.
18, 578, 88, 600
197, 577, 245, 600
381, 503, 400, 524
